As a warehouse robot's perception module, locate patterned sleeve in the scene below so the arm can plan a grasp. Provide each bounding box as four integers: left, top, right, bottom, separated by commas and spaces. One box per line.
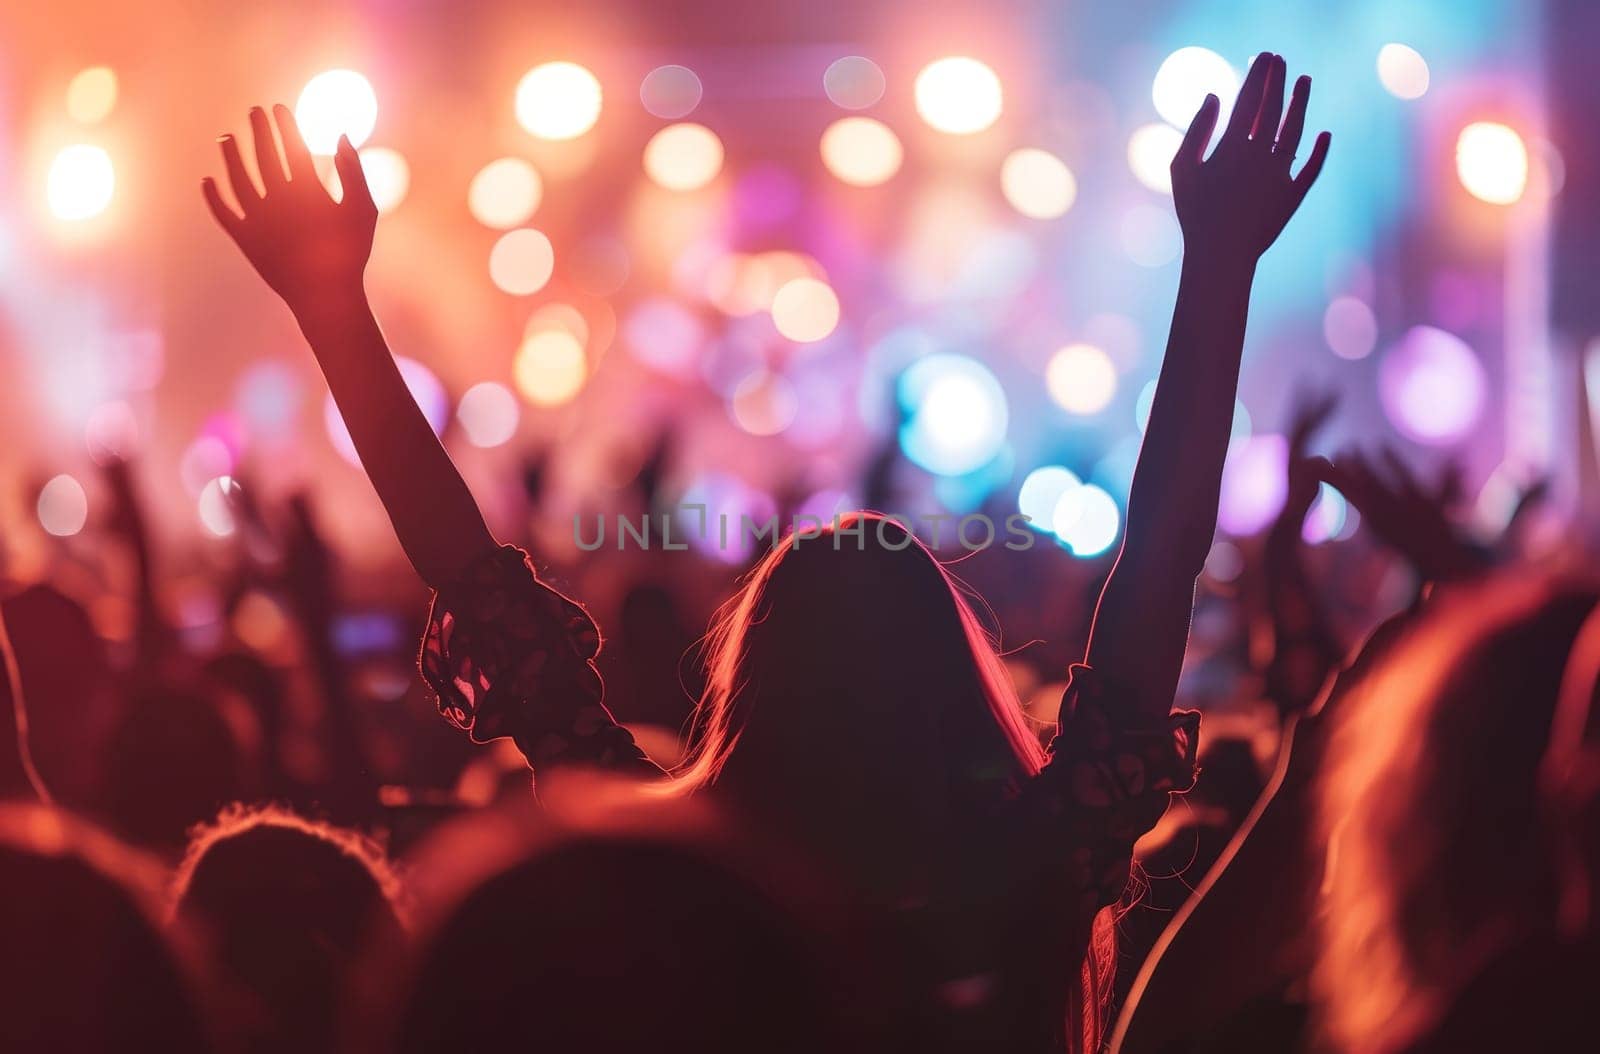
1025, 663, 1200, 917
418, 544, 662, 778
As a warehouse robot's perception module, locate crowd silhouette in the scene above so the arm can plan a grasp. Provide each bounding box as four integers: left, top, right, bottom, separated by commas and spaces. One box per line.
3, 50, 1594, 1054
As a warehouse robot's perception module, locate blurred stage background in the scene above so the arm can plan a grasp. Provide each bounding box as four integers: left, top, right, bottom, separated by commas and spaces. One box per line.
0, 0, 1594, 719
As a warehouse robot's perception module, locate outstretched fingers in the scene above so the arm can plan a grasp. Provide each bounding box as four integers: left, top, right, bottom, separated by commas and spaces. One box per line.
1174, 93, 1221, 171
201, 177, 245, 240
1253, 55, 1286, 146
1292, 130, 1332, 199
272, 103, 319, 184
1275, 76, 1311, 167
218, 134, 260, 214
1222, 52, 1274, 148
248, 106, 288, 191
333, 135, 377, 214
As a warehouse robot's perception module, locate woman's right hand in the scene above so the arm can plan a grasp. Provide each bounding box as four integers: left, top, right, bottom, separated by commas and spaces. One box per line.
202, 105, 377, 317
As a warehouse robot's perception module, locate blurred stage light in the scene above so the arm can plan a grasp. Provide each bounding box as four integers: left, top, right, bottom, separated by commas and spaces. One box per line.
643, 123, 724, 190
325, 357, 447, 464
1456, 121, 1529, 205
295, 69, 378, 154
1151, 47, 1238, 130
37, 474, 88, 537
514, 330, 586, 407
824, 56, 886, 110
730, 371, 799, 436
1128, 123, 1182, 193
356, 148, 409, 212
85, 400, 140, 463
516, 62, 602, 140
1378, 325, 1486, 445
640, 65, 703, 119
1053, 483, 1120, 557
623, 297, 705, 375
770, 277, 840, 342
1120, 204, 1182, 267
1000, 148, 1077, 219
181, 436, 234, 496
235, 360, 302, 439
198, 477, 237, 537
897, 354, 1009, 476
47, 144, 115, 220
1046, 344, 1116, 414
1377, 43, 1430, 100
525, 302, 589, 345
1323, 295, 1378, 360
820, 116, 903, 186
468, 158, 543, 229
1018, 466, 1080, 531
1218, 434, 1288, 536
66, 66, 117, 124
488, 228, 555, 295
1302, 483, 1348, 545
457, 381, 520, 447
706, 251, 821, 316
914, 57, 1002, 134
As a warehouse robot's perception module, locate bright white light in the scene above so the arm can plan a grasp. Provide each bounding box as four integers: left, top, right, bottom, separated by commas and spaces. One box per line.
37, 475, 88, 537
770, 278, 840, 343
66, 67, 118, 124
898, 354, 1009, 476
1128, 123, 1183, 193
1055, 483, 1120, 557
295, 69, 379, 154
1000, 148, 1077, 219
1456, 122, 1529, 205
643, 123, 724, 191
516, 62, 602, 140
514, 330, 587, 407
357, 147, 410, 212
457, 382, 520, 447
47, 145, 115, 220
820, 117, 903, 187
1046, 344, 1117, 414
468, 158, 543, 229
488, 229, 555, 296
1377, 43, 1430, 100
1018, 466, 1081, 531
198, 477, 237, 537
914, 57, 1003, 135
1152, 47, 1239, 130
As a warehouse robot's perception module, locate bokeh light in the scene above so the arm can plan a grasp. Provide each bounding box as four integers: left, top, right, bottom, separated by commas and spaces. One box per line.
1218, 434, 1288, 536
85, 400, 140, 463
640, 65, 703, 119
514, 330, 587, 407
1151, 47, 1238, 130
325, 357, 447, 464
1018, 466, 1081, 530
1053, 483, 1121, 557
516, 62, 602, 140
643, 123, 724, 190
1323, 295, 1378, 360
1000, 148, 1077, 219
198, 477, 237, 537
819, 117, 903, 187
824, 56, 886, 110
1302, 483, 1349, 545
457, 381, 521, 447
770, 277, 840, 342
294, 69, 378, 154
468, 158, 543, 229
488, 228, 555, 295
66, 66, 117, 124
898, 354, 1009, 476
1378, 325, 1487, 445
1456, 122, 1529, 205
47, 144, 115, 220
180, 435, 234, 496
1376, 43, 1430, 100
1121, 205, 1182, 267
914, 56, 1003, 134
356, 147, 410, 212
623, 297, 706, 375
729, 371, 799, 436
1046, 344, 1117, 414
37, 475, 88, 537
1128, 123, 1183, 193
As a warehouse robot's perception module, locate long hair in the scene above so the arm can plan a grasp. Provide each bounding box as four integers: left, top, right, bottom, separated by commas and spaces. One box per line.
1313, 574, 1600, 1053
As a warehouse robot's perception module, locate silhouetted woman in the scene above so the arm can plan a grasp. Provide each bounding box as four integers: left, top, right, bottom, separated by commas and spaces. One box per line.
201, 52, 1328, 1051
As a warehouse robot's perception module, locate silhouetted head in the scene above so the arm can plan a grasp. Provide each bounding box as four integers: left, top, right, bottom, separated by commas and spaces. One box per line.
1314, 573, 1600, 1053
374, 788, 885, 1054
0, 803, 210, 1053
172, 805, 405, 1054
675, 513, 1044, 895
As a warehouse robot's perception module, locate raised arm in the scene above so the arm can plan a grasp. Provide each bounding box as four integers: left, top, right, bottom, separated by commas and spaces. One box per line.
0, 601, 49, 802
202, 106, 494, 587
1084, 53, 1330, 721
